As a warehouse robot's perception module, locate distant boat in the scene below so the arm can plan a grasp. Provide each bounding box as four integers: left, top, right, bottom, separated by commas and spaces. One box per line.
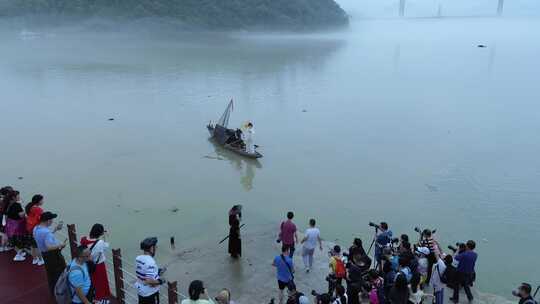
207, 100, 263, 159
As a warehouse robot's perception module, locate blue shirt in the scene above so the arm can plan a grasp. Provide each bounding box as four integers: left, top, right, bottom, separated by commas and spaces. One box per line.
274, 254, 293, 282
375, 230, 393, 256
33, 225, 59, 253
455, 250, 477, 274
68, 260, 92, 303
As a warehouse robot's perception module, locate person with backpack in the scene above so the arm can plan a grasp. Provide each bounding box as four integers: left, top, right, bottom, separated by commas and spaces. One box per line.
25, 194, 45, 265
328, 245, 346, 296
80, 223, 111, 304
273, 245, 295, 304
67, 245, 94, 304
135, 237, 164, 304
512, 283, 537, 304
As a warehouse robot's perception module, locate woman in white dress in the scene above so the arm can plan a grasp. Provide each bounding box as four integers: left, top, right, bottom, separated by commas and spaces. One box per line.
244, 122, 255, 153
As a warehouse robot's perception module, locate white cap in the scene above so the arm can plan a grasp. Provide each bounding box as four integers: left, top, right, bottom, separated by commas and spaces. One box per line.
416, 247, 430, 255
299, 295, 310, 304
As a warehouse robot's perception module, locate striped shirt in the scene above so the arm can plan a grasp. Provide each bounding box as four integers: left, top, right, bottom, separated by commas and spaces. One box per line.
134, 255, 160, 297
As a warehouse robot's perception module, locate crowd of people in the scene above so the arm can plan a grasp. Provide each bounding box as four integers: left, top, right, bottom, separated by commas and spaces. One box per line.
270, 213, 537, 304
1, 186, 537, 304
0, 186, 111, 304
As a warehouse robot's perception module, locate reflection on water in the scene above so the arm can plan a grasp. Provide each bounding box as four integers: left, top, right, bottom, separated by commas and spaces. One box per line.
206, 139, 262, 192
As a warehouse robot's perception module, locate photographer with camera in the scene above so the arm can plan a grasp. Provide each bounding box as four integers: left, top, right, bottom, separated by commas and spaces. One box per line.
512, 283, 538, 304
327, 245, 346, 295
418, 229, 439, 284
373, 222, 393, 271
450, 240, 477, 303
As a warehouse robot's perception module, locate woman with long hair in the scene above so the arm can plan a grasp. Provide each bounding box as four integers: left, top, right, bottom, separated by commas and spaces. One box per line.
5, 191, 30, 261
80, 223, 111, 304
25, 194, 45, 265
228, 205, 242, 259
181, 280, 215, 304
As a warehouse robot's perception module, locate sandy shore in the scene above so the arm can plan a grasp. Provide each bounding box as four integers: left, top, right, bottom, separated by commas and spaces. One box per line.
159, 224, 513, 304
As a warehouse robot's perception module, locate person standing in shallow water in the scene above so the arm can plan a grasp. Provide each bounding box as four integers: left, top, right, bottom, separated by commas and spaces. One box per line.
279, 211, 298, 258
300, 218, 322, 272
228, 205, 242, 259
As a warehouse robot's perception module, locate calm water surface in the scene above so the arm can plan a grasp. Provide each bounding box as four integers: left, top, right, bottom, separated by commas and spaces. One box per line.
1, 18, 539, 298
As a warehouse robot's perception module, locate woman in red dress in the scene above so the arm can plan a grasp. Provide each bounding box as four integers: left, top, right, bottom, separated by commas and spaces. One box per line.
81, 223, 112, 304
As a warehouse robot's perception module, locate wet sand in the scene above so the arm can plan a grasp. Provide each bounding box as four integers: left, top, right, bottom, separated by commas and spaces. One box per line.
161, 224, 513, 304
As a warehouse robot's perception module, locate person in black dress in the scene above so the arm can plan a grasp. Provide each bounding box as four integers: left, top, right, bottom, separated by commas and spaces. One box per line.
228, 205, 242, 259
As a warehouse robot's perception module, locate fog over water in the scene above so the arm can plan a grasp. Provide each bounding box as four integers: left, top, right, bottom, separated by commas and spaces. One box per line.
1, 1, 539, 299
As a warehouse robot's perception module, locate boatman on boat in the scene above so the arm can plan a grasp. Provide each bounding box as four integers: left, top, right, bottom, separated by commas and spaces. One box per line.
243, 122, 255, 153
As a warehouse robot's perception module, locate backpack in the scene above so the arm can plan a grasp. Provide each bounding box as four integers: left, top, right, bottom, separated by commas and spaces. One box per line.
55, 264, 84, 304
437, 265, 448, 284
523, 299, 537, 304
334, 257, 347, 279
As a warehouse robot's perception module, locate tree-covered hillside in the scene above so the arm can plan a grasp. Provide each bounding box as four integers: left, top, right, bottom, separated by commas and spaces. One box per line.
1, 0, 349, 29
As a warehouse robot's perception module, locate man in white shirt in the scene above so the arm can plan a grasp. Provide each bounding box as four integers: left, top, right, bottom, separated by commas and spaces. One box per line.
300, 218, 323, 272
135, 237, 164, 304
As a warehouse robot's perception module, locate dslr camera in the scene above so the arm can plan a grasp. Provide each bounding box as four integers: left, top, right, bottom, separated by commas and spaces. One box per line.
369, 222, 380, 229
448, 242, 466, 253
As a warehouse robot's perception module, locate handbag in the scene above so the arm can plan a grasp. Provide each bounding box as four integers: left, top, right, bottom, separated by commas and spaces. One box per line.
280, 254, 296, 290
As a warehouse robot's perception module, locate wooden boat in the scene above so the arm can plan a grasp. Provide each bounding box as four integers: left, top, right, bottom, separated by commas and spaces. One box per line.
207, 100, 263, 159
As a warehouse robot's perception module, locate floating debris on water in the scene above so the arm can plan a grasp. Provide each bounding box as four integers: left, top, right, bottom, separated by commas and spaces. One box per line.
425, 184, 439, 192
477, 44, 487, 48
17, 177, 23, 180
302, 109, 307, 112
108, 118, 115, 121
170, 207, 179, 213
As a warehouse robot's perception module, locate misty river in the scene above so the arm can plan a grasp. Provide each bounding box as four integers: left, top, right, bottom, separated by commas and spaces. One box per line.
1, 17, 539, 300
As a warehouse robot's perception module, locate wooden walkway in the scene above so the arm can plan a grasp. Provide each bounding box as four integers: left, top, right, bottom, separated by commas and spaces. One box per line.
0, 250, 55, 304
